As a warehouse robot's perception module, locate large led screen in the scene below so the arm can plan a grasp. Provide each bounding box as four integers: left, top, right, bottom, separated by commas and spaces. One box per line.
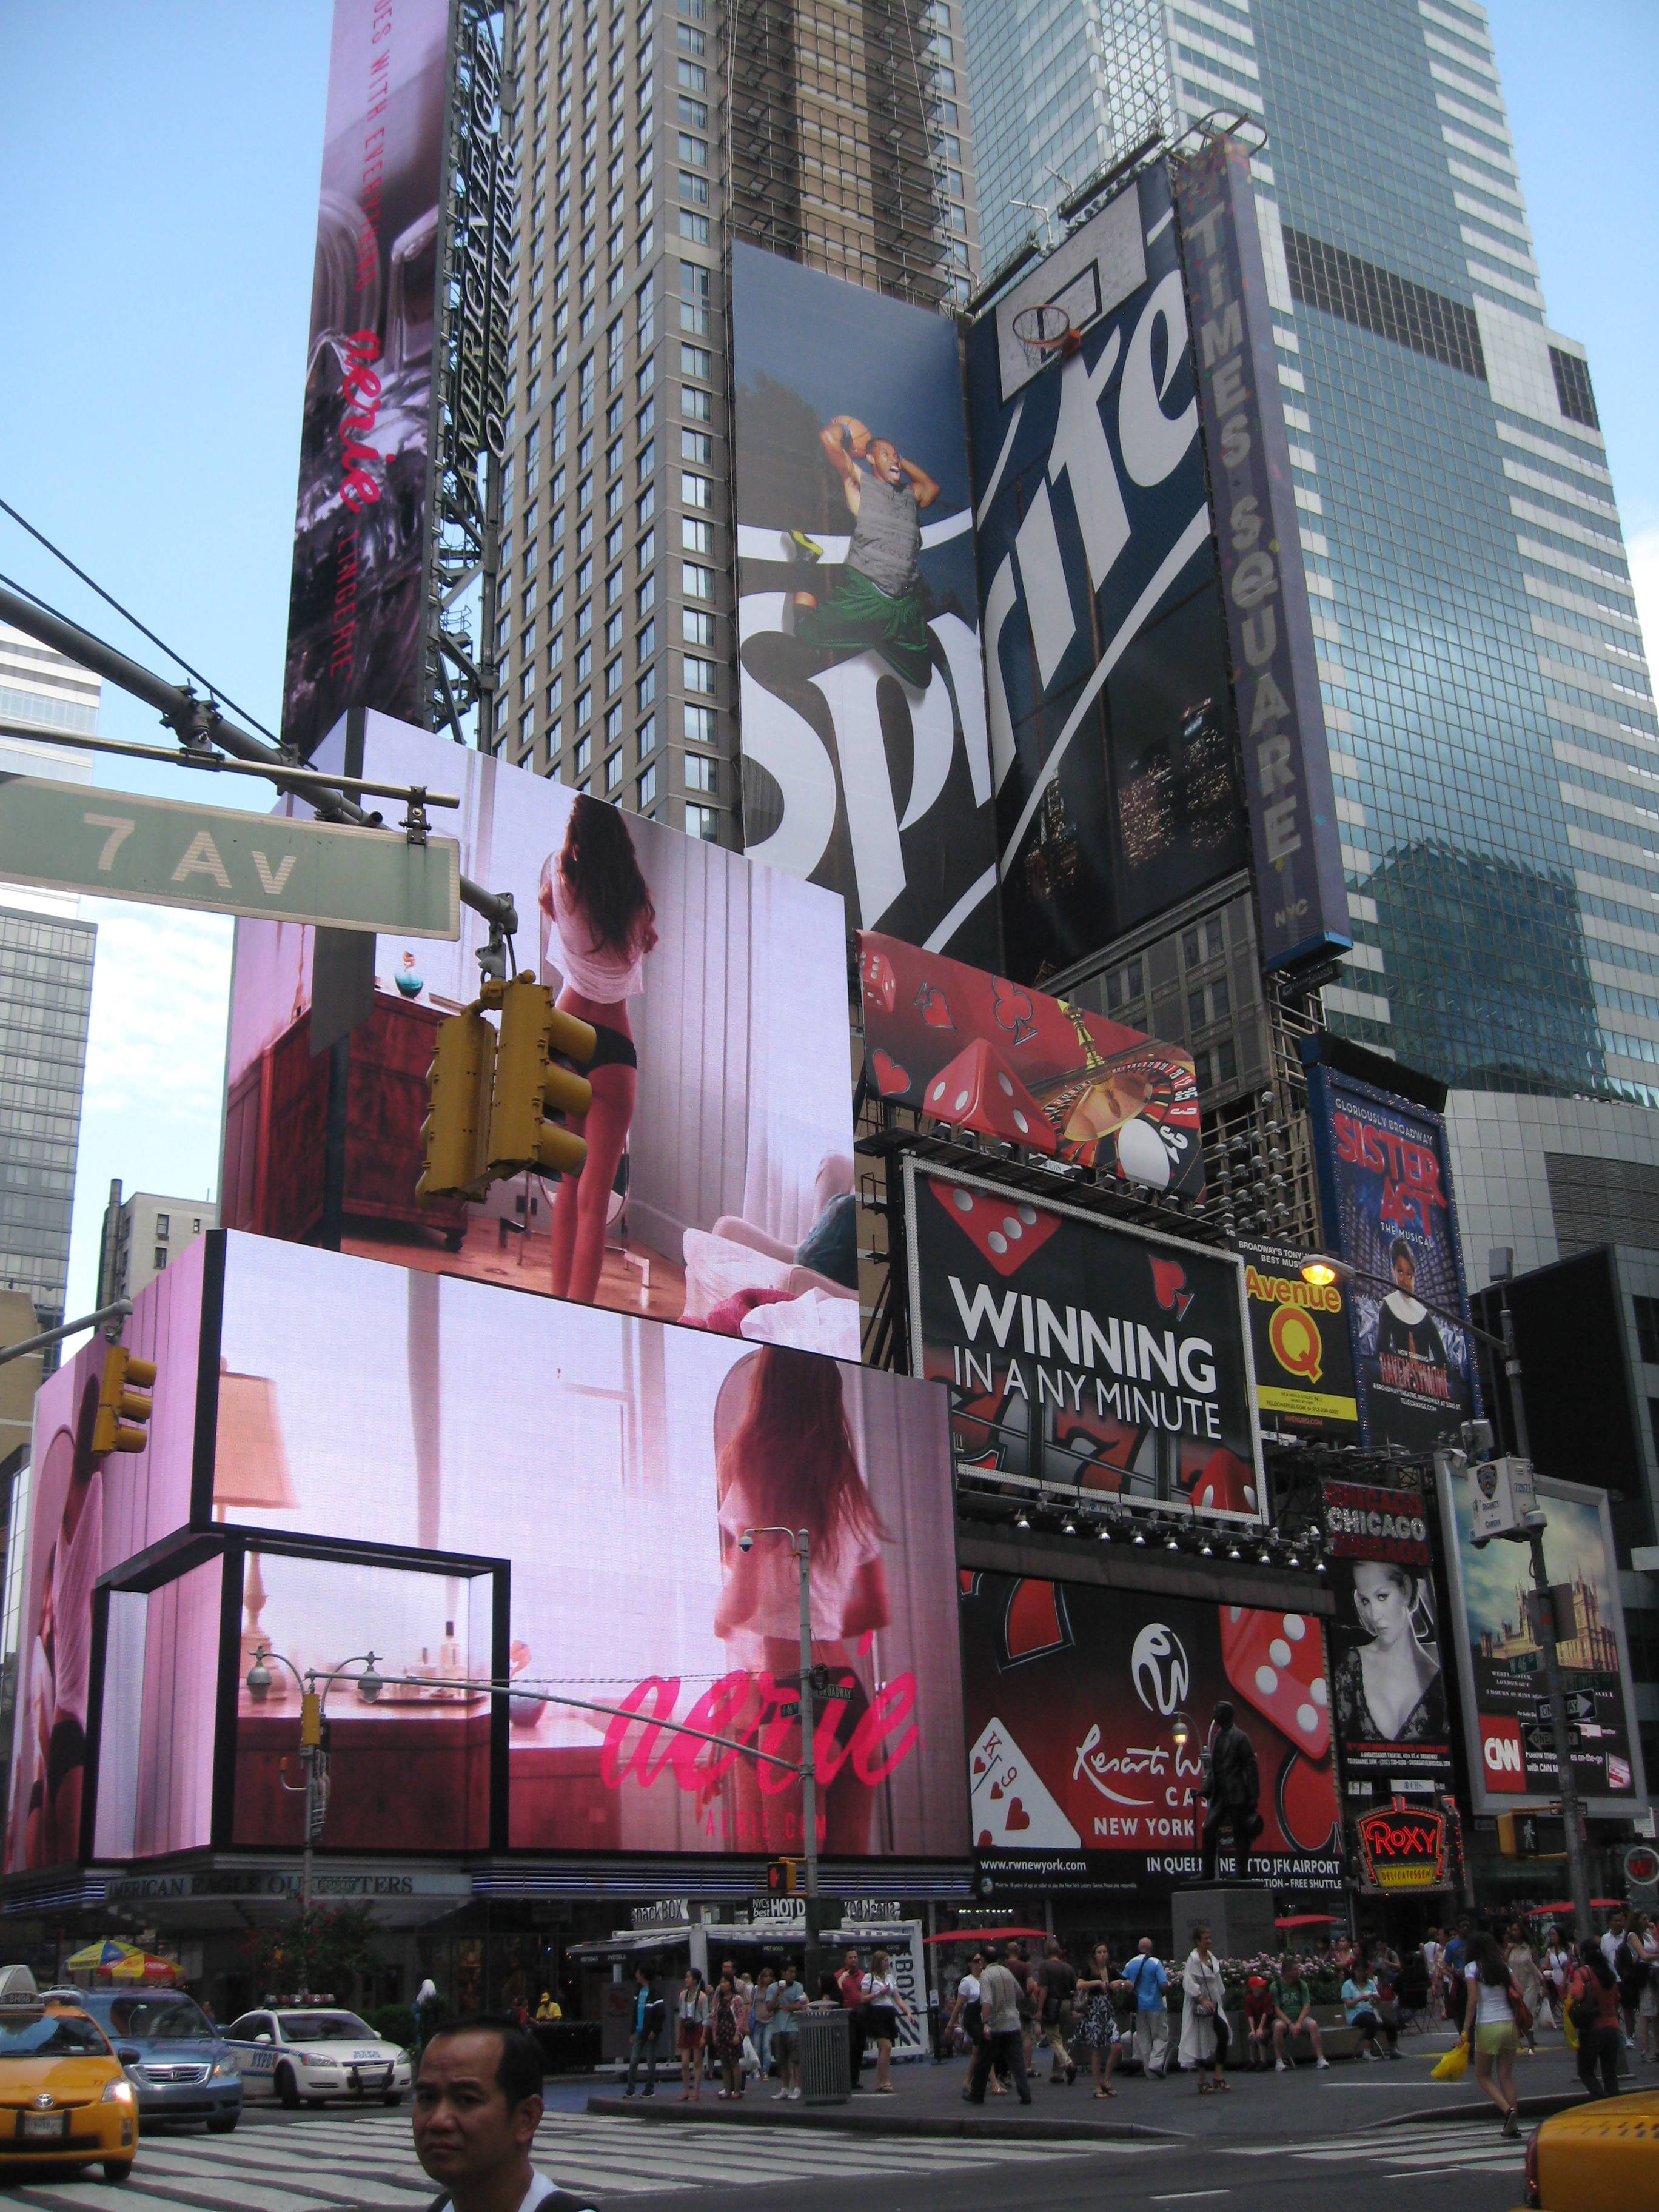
1436, 1466, 1646, 1818
964, 165, 1248, 984
210, 1233, 968, 1858
221, 713, 857, 1357
1321, 1480, 1455, 1801
5, 1245, 206, 1872
903, 1162, 1262, 1523
960, 1570, 1340, 1897
731, 242, 1000, 964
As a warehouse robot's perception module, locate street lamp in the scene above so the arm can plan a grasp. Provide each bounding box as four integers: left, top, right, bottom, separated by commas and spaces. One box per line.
739, 1524, 822, 1997
245, 1647, 383, 1916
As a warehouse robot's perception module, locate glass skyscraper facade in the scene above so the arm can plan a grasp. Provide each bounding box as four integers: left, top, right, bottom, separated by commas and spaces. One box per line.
960, 0, 1657, 1102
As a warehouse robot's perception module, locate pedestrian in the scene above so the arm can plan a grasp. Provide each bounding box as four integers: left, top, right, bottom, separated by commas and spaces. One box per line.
836, 1947, 868, 2088
1542, 1926, 1572, 2029
1567, 1938, 1623, 2099
1505, 1922, 1546, 2051
1633, 1912, 1658, 2062
1395, 1940, 1430, 2031
1461, 1931, 1522, 2137
1180, 1925, 1229, 2094
1423, 1927, 1444, 2018
415, 1978, 441, 2050
675, 1966, 708, 2103
750, 1966, 777, 2083
862, 1949, 913, 2093
769, 1962, 803, 2100
1122, 1938, 1171, 2080
623, 1965, 663, 2100
1034, 1939, 1079, 2085
711, 1972, 744, 2100
1073, 1943, 1123, 2097
534, 1991, 562, 2023
1342, 1943, 1400, 2061
413, 2014, 597, 2212
964, 1944, 1032, 2105
1270, 1956, 1328, 2072
1243, 1974, 1273, 2070
946, 1951, 1005, 2097
1614, 1912, 1653, 2056
1009, 1945, 1041, 2077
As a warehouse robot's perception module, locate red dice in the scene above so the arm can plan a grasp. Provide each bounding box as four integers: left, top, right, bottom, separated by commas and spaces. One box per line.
928, 1175, 1063, 1276
1221, 1602, 1330, 1763
861, 944, 897, 1014
922, 1037, 1057, 1153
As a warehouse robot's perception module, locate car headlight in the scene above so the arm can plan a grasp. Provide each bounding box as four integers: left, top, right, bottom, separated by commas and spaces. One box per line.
211, 2057, 236, 2079
102, 2079, 135, 2104
303, 2053, 341, 2067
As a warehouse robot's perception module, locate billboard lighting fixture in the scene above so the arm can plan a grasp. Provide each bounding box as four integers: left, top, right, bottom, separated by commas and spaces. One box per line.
1165, 1530, 1181, 1550
1199, 1539, 1214, 1557
1133, 1527, 1148, 1546
1061, 1515, 1078, 1536
1227, 1544, 1242, 1560
1014, 1506, 1031, 1531
1299, 1253, 1353, 1288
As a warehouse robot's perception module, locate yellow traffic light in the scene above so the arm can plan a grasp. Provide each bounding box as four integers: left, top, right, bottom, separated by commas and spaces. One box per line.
1496, 1812, 1517, 1857
417, 1009, 496, 1205
487, 974, 596, 1179
92, 1346, 156, 1455
300, 1692, 323, 1749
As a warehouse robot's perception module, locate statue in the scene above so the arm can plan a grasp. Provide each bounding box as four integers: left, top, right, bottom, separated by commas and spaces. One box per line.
1199, 1699, 1264, 1882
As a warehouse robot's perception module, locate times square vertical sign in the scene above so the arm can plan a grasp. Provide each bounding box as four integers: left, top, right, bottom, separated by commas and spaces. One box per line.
278, 0, 517, 760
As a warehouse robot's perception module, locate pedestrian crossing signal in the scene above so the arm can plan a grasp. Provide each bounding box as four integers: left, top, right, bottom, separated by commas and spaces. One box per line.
767, 1857, 802, 1896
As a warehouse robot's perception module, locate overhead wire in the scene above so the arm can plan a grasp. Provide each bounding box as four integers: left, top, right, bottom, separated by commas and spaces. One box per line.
0, 494, 281, 743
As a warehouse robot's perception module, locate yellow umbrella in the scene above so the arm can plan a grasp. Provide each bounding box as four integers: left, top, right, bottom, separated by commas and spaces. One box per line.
64, 1939, 142, 1971
108, 1951, 181, 1984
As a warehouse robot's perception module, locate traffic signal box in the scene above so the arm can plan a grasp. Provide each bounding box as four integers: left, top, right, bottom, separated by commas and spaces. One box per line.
767, 1857, 803, 1896
1497, 1810, 1567, 1859
92, 1346, 156, 1455
417, 973, 597, 1204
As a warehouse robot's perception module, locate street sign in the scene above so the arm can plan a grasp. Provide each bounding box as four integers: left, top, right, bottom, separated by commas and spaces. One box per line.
1534, 1692, 1595, 1726
0, 775, 460, 937
1522, 1722, 1581, 1757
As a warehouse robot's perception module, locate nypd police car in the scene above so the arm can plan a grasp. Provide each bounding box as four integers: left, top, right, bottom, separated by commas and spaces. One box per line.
223, 2007, 412, 2109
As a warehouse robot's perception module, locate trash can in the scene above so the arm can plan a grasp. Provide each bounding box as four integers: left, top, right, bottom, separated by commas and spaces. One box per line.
796, 2006, 851, 2105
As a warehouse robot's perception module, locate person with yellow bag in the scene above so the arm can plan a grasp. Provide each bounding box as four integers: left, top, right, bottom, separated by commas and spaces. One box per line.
1460, 1932, 1524, 2136
1430, 2035, 1468, 2082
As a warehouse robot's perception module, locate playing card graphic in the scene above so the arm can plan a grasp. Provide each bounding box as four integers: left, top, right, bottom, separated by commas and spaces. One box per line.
968, 1718, 1081, 1849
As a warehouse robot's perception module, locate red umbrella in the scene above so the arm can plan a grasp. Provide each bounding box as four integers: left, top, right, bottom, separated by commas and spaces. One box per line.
1522, 1900, 1623, 1916
923, 1927, 1051, 1945
1274, 1914, 1338, 1929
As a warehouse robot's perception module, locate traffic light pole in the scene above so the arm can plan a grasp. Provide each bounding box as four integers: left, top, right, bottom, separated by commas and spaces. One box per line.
794, 1530, 822, 2005
0, 1298, 130, 1366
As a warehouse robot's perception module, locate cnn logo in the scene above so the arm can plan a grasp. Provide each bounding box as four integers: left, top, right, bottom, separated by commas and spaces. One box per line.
1482, 1721, 1526, 1789
1484, 1736, 1521, 1772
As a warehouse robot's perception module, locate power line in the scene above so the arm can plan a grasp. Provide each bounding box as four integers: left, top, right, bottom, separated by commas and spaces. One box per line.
0, 495, 281, 743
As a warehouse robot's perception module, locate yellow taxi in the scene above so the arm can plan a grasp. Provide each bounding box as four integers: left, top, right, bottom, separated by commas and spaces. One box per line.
0, 1965, 136, 2182
1521, 2088, 1658, 2211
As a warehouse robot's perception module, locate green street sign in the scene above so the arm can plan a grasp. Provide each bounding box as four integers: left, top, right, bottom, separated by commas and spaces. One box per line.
0, 775, 459, 937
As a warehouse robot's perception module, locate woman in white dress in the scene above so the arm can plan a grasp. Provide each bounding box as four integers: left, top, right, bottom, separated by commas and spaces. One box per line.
1181, 1925, 1229, 2093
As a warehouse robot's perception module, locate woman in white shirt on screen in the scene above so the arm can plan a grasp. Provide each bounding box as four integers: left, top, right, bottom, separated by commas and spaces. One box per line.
714, 1347, 892, 1854
537, 797, 657, 1306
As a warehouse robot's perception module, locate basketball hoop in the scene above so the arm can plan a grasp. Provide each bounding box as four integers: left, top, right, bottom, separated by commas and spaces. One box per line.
1012, 302, 1082, 359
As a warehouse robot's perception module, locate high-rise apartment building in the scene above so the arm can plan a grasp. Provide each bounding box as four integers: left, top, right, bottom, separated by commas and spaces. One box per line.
0, 626, 98, 1342
492, 0, 973, 831
95, 1181, 217, 1311
961, 0, 1655, 1104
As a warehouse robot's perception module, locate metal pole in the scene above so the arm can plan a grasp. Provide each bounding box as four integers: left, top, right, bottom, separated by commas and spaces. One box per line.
0, 1299, 129, 1366
1501, 1293, 1593, 1940
302, 1754, 315, 1921
797, 1531, 820, 2002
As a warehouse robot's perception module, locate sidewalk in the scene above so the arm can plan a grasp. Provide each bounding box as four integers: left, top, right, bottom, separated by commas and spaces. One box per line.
583, 2025, 1626, 2145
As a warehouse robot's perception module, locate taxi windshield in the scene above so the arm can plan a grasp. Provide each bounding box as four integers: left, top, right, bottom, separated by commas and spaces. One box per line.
0, 2013, 112, 2058
94, 1998, 213, 2043
278, 2012, 375, 2043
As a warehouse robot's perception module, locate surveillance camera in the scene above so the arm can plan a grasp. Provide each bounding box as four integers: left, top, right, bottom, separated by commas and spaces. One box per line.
739, 1532, 754, 1553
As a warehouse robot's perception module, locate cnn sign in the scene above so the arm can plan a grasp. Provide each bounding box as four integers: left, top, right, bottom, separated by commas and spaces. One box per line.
1481, 1717, 1526, 1794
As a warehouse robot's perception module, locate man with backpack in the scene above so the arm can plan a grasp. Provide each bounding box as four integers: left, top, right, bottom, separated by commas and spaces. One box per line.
1200, 1700, 1262, 1882
1122, 1939, 1172, 2079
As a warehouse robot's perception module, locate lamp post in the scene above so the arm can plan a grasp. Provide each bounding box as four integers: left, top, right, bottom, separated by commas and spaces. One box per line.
246, 1647, 383, 1917
739, 1524, 821, 1998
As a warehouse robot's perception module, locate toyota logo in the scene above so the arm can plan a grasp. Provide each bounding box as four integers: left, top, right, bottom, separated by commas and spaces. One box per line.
1131, 1623, 1190, 1716
32, 2093, 53, 2109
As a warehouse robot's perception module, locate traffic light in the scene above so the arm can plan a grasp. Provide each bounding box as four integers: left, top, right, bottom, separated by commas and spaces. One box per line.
92, 1346, 156, 1455
416, 1008, 497, 1205
766, 1856, 803, 1897
487, 974, 596, 1179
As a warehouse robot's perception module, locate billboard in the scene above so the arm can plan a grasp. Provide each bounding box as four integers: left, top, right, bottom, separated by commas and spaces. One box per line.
5, 1248, 207, 1874
207, 1234, 967, 1858
1306, 1064, 1478, 1451
1321, 1480, 1455, 1802
960, 1569, 1341, 1896
730, 242, 1000, 964
1173, 136, 1349, 971
1436, 1465, 1647, 1818
859, 929, 1203, 1198
902, 1161, 1264, 1523
963, 163, 1249, 984
280, 0, 451, 757
1238, 1236, 1358, 1442
221, 714, 857, 1356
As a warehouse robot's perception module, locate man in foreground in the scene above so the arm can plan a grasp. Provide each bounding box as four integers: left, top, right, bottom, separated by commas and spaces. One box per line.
965, 1945, 1032, 2105
414, 2018, 596, 2212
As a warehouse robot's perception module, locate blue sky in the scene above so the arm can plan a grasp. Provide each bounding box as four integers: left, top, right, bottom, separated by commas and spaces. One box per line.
0, 2, 1654, 1346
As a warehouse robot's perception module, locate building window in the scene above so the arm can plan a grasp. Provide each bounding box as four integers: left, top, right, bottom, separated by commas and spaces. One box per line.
682, 427, 712, 465
575, 734, 592, 775
1635, 1296, 1659, 1366
679, 260, 711, 335
682, 471, 711, 508
577, 686, 592, 725
683, 607, 713, 646
605, 750, 623, 792
154, 1248, 168, 1271
155, 1215, 170, 1237
684, 653, 716, 694
680, 209, 709, 243
682, 515, 712, 555
685, 752, 716, 794
680, 166, 708, 204
638, 762, 657, 806
637, 713, 657, 759
637, 666, 657, 709
685, 703, 715, 745
683, 561, 714, 598
686, 803, 717, 841
681, 343, 711, 381
637, 573, 655, 617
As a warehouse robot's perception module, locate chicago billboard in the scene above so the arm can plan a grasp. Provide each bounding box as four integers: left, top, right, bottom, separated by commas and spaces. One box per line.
280, 0, 452, 757
1238, 1235, 1358, 1442
1436, 1465, 1646, 1819
1306, 1064, 1478, 1452
961, 1570, 1341, 1896
964, 164, 1249, 984
1321, 1480, 1455, 1802
859, 929, 1202, 1198
903, 1161, 1264, 1523
221, 714, 857, 1355
731, 243, 1000, 964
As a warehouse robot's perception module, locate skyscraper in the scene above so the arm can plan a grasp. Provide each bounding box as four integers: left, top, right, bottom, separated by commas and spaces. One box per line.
493, 0, 973, 834
961, 0, 1655, 1103
0, 624, 98, 1341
